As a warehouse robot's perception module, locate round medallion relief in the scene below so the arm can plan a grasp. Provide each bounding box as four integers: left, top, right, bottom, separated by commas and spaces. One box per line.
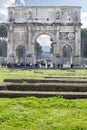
68, 33, 74, 40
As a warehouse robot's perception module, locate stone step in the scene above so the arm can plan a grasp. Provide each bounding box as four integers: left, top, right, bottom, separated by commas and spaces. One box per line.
4, 78, 87, 83
45, 76, 87, 79
0, 90, 87, 99
1, 82, 87, 92
2, 78, 87, 99
0, 83, 8, 90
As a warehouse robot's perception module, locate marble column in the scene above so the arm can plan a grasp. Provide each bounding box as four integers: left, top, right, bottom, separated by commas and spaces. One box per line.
27, 25, 36, 64
74, 27, 81, 65
7, 24, 14, 63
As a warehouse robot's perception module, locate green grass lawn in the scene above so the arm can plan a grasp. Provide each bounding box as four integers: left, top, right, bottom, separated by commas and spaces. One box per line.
0, 68, 87, 129
0, 97, 87, 130
1, 68, 87, 82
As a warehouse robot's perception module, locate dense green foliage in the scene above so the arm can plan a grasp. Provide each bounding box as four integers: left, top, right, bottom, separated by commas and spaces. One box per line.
0, 40, 7, 57
0, 23, 7, 38
0, 23, 7, 58
0, 97, 87, 130
81, 28, 87, 57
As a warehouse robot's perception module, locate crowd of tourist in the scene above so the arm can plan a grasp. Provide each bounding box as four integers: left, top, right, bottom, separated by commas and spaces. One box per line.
1, 62, 75, 68
1, 61, 53, 69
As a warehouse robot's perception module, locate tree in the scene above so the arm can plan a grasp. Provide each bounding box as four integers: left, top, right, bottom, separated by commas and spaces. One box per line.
0, 40, 7, 57
81, 28, 87, 57
0, 23, 7, 38
0, 23, 7, 60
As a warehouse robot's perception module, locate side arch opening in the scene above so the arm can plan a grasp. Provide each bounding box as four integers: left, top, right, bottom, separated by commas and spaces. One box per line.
16, 45, 26, 63
62, 45, 72, 67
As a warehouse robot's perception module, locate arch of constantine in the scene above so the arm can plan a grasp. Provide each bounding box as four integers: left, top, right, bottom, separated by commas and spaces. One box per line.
7, 6, 81, 67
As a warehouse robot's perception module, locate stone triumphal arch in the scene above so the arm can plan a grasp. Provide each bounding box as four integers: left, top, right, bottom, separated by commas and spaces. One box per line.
7, 6, 81, 67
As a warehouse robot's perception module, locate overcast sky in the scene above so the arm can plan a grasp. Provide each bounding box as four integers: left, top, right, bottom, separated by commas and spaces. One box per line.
0, 0, 87, 28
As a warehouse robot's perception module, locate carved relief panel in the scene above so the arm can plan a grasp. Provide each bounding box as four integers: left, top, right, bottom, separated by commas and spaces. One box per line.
14, 9, 20, 21
68, 33, 75, 40
59, 32, 75, 40
21, 9, 27, 21
59, 32, 68, 40
61, 9, 73, 23
27, 9, 32, 20
9, 10, 14, 22
14, 32, 27, 45
74, 9, 79, 22
55, 10, 61, 19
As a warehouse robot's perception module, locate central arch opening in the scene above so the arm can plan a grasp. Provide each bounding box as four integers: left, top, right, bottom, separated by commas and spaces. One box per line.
35, 34, 54, 67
